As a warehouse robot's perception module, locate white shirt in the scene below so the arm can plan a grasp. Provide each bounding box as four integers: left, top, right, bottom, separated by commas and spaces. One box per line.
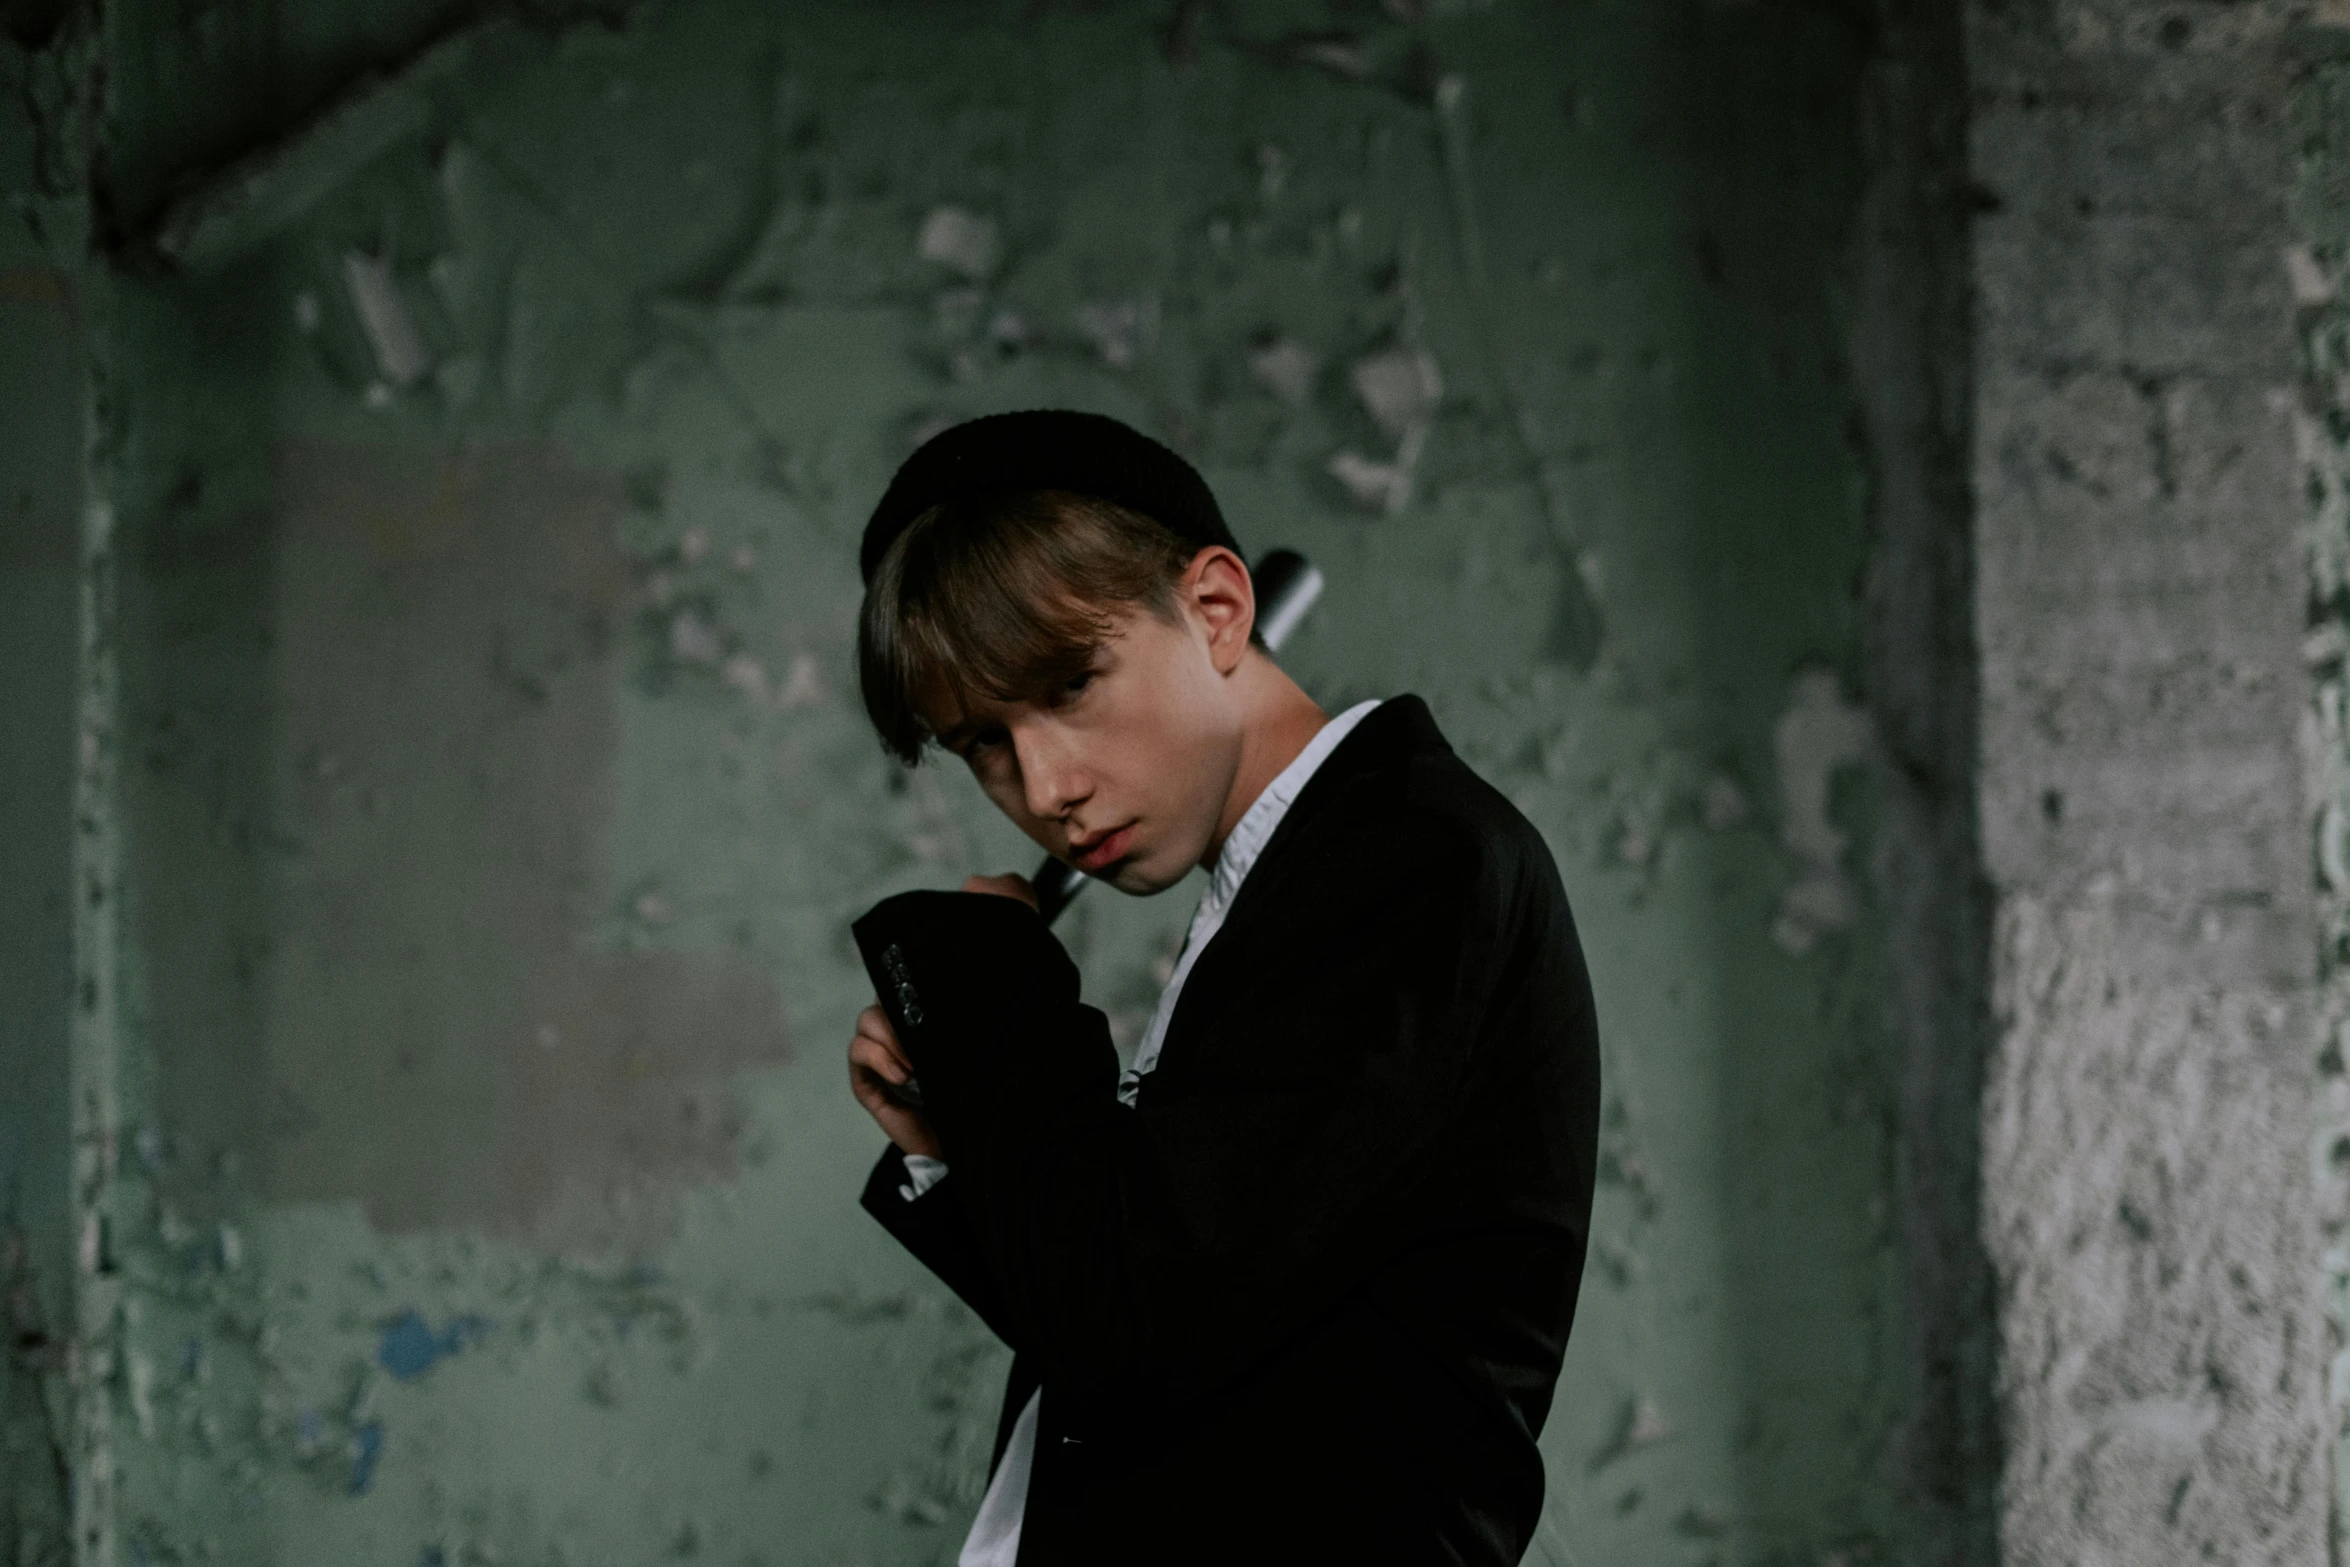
915, 699, 1383, 1567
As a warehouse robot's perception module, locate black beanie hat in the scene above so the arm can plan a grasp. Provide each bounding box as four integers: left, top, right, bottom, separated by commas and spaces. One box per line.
860, 410, 1239, 584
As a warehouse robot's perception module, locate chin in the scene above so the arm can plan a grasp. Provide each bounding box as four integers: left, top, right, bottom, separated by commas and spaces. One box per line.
1106, 854, 1188, 897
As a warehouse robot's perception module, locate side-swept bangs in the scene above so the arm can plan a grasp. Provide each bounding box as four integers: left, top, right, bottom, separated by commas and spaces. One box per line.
858, 489, 1194, 764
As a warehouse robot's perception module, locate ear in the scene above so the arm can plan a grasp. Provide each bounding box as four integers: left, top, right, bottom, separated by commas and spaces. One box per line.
1180, 546, 1256, 675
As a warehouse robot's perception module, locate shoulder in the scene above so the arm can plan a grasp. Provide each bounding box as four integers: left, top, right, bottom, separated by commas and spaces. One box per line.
1400, 742, 1566, 919
1282, 697, 1565, 921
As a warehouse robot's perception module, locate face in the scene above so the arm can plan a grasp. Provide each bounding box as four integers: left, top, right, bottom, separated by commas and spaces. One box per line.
932, 552, 1253, 895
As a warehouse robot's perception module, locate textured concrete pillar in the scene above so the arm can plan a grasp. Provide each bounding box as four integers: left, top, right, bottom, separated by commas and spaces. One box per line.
1967, 5, 2328, 1559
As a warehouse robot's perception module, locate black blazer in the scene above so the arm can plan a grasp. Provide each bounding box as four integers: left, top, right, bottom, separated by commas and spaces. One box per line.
854, 695, 1600, 1565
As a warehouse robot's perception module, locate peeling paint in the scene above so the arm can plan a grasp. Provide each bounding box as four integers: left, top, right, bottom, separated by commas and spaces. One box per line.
1590, 1394, 1674, 1471
35, 1, 1909, 1561
348, 1420, 384, 1495
375, 1311, 488, 1381
1247, 335, 1320, 407
1351, 345, 1444, 441
151, 14, 547, 271
1328, 345, 1442, 514
1073, 297, 1158, 368
1771, 669, 1872, 956
342, 251, 433, 390
917, 205, 1001, 281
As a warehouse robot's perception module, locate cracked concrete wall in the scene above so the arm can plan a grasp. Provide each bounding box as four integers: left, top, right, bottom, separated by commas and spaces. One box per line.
1968, 3, 2329, 1560
2290, 26, 2350, 1551
10, 1, 1934, 1563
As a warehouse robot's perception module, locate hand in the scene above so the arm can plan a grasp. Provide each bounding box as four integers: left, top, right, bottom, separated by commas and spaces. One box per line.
962, 872, 1039, 909
848, 1004, 943, 1161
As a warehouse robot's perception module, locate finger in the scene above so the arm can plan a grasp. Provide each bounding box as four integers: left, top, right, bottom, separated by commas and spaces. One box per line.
853, 1025, 907, 1070
849, 1059, 914, 1118
848, 1035, 909, 1084
855, 1005, 920, 1065
851, 1068, 930, 1136
855, 1007, 905, 1053
851, 1024, 915, 1081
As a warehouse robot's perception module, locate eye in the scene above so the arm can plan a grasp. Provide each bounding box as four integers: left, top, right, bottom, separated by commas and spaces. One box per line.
1048, 670, 1095, 707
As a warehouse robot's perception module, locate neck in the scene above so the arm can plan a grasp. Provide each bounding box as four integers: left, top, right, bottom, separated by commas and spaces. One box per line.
1202, 652, 1329, 868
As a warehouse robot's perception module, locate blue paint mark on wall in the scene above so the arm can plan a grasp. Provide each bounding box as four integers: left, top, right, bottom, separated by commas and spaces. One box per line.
348, 1420, 384, 1496
376, 1310, 489, 1381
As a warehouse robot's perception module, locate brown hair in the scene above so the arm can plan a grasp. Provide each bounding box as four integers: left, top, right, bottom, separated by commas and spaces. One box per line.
858, 489, 1197, 764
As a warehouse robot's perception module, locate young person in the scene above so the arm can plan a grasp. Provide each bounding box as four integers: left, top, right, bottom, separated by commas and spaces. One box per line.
844, 410, 1600, 1565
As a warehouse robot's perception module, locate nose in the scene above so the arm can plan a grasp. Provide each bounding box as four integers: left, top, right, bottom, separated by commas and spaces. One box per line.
1012, 721, 1090, 825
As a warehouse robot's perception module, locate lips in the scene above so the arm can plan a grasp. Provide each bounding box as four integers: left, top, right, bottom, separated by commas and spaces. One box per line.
1069, 823, 1137, 873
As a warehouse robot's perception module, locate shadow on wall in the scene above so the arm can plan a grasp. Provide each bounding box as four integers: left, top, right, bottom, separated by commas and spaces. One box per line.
131, 439, 788, 1252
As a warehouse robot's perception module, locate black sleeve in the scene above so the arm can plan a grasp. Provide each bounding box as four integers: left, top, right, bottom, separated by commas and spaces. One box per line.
851, 819, 1503, 1425
857, 1147, 1027, 1351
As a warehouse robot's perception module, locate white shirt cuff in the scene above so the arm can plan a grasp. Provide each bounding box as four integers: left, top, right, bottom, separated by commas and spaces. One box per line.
898, 1153, 949, 1203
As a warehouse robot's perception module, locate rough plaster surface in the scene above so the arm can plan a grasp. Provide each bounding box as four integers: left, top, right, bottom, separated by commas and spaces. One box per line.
20, 1, 1918, 1562
2288, 39, 2350, 1543
1968, 7, 2328, 1559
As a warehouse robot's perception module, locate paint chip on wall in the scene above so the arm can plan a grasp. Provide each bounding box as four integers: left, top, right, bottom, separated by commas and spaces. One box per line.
669, 608, 723, 666
342, 252, 434, 389
918, 206, 1002, 280
1590, 1394, 1674, 1470
377, 1310, 489, 1381
1075, 298, 1158, 368
774, 651, 825, 711
1328, 346, 1442, 512
1770, 669, 1872, 955
128, 1351, 157, 1438
1701, 775, 1749, 831
1248, 337, 1321, 407
1351, 346, 1443, 440
348, 1420, 385, 1494
1328, 449, 1404, 509
2287, 242, 2338, 307
721, 654, 768, 702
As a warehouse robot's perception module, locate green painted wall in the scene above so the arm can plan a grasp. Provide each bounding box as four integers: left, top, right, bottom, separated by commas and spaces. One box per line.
11, 1, 1907, 1562
1, 26, 86, 1559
